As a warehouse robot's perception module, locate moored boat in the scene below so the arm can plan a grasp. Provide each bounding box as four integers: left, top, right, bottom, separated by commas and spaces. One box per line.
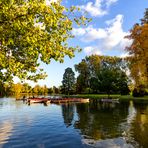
50, 98, 89, 103
101, 98, 119, 103
28, 98, 50, 104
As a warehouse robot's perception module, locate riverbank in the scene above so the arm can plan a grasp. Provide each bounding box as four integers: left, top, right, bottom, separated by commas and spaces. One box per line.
63, 94, 148, 102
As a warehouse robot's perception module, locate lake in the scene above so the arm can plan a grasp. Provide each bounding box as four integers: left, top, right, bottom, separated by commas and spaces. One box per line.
0, 98, 148, 148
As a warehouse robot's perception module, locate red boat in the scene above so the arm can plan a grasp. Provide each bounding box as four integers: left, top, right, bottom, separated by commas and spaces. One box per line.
28, 98, 50, 104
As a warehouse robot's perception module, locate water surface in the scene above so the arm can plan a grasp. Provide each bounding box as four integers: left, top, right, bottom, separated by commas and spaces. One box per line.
0, 98, 148, 148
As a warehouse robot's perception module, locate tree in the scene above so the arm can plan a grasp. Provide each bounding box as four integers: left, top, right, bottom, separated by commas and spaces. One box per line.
10, 83, 23, 97
75, 55, 129, 95
42, 85, 48, 95
0, 0, 90, 82
22, 83, 32, 94
62, 67, 75, 95
126, 9, 148, 89
33, 85, 40, 95
97, 65, 129, 97
75, 59, 90, 93
53, 86, 60, 94
0, 82, 12, 96
48, 87, 53, 94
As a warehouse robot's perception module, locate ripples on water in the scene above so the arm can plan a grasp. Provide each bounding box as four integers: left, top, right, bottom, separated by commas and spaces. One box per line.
0, 98, 148, 148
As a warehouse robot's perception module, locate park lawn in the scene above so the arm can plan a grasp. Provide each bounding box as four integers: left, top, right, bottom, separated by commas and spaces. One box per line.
66, 94, 148, 101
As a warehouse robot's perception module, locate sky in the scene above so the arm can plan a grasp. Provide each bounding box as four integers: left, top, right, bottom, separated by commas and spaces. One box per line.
18, 0, 148, 87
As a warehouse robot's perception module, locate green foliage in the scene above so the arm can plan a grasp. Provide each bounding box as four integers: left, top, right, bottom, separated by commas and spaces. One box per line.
48, 87, 53, 94
52, 86, 60, 94
75, 55, 130, 95
0, 0, 90, 82
62, 67, 75, 95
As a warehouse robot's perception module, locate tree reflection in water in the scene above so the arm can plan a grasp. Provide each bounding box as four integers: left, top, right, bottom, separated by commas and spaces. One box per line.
131, 103, 148, 148
74, 102, 129, 140
73, 101, 148, 148
61, 104, 75, 127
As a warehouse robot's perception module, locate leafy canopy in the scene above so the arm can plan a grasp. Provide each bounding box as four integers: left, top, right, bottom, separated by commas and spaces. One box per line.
75, 55, 129, 95
62, 67, 75, 95
126, 8, 148, 88
0, 0, 90, 82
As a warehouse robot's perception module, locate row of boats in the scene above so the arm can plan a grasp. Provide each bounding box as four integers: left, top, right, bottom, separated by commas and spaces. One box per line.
27, 97, 90, 104
20, 97, 119, 104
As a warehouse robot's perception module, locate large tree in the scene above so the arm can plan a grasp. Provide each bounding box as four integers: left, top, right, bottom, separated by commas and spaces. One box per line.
96, 61, 129, 96
0, 0, 90, 82
75, 59, 90, 93
126, 8, 148, 89
75, 55, 129, 95
62, 67, 75, 95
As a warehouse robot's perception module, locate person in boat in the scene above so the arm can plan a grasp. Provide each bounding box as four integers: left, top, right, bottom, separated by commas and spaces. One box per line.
22, 95, 26, 103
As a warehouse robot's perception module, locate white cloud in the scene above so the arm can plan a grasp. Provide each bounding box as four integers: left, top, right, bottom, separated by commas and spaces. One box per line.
102, 15, 132, 50
106, 0, 118, 7
73, 14, 132, 55
72, 28, 86, 36
84, 46, 102, 55
72, 25, 107, 42
83, 26, 107, 42
79, 0, 118, 17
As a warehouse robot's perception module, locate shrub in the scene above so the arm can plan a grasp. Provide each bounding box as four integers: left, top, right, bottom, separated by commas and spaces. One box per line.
132, 87, 145, 97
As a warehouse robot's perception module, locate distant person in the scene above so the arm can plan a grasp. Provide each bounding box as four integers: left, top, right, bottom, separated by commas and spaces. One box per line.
23, 96, 26, 103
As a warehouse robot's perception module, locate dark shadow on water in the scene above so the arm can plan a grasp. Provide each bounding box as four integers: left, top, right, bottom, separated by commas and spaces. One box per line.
61, 103, 75, 128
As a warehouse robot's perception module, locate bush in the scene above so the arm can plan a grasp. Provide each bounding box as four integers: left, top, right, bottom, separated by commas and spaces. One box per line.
132, 88, 145, 97
120, 84, 130, 95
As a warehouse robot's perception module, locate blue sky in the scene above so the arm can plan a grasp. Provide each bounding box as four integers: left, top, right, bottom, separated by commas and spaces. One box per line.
20, 0, 148, 87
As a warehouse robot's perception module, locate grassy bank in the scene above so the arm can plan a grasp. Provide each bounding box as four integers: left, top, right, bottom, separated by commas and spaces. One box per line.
64, 94, 148, 102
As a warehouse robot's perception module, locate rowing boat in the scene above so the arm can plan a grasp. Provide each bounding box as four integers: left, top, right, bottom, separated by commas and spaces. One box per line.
101, 98, 119, 103
28, 98, 50, 103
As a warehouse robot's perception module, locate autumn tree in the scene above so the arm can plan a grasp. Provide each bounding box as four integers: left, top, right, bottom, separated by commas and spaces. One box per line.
62, 67, 75, 95
22, 83, 32, 94
126, 8, 148, 90
33, 85, 40, 95
0, 0, 90, 82
42, 85, 48, 95
10, 83, 23, 97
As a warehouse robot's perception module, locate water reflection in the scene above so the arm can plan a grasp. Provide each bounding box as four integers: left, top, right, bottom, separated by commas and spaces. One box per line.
0, 121, 13, 145
74, 102, 129, 141
0, 98, 148, 148
131, 103, 148, 148
61, 104, 75, 127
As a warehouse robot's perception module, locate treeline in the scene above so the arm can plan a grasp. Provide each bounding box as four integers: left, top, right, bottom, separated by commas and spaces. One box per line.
0, 83, 61, 97
61, 9, 148, 97
61, 54, 148, 97
61, 55, 130, 96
